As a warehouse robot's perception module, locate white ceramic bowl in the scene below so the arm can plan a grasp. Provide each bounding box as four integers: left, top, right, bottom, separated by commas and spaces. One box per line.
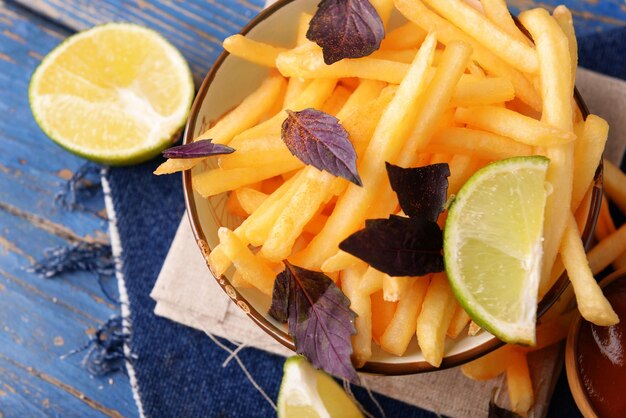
182, 0, 601, 374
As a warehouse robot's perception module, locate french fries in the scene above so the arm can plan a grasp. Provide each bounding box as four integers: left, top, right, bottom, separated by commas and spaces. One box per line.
560, 214, 618, 326
159, 3, 625, 414
342, 265, 373, 367
421, 0, 539, 73
454, 106, 576, 147
519, 8, 575, 296
416, 273, 456, 366
294, 32, 438, 269
223, 34, 288, 68
380, 277, 430, 356
507, 350, 534, 416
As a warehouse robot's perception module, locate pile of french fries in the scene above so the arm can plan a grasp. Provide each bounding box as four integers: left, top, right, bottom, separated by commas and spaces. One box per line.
155, 0, 626, 415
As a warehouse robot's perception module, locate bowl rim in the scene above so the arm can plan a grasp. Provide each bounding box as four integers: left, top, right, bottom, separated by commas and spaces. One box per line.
182, 0, 602, 375
565, 268, 626, 418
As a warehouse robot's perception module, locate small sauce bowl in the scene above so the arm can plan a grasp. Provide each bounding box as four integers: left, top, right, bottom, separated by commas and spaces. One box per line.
566, 268, 626, 417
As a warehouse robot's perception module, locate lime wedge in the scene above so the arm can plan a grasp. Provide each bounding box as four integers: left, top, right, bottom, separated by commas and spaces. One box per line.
277, 356, 363, 418
444, 156, 549, 345
29, 23, 194, 165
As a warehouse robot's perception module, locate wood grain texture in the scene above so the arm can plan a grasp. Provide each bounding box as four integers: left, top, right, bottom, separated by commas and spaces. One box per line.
12, 0, 265, 85
0, 1, 136, 416
0, 0, 620, 416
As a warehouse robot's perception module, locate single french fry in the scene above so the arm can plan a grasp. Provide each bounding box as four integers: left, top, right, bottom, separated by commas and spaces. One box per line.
507, 350, 534, 417
571, 115, 609, 211
277, 44, 410, 84
462, 344, 519, 380
192, 159, 302, 198
454, 106, 576, 147
219, 135, 299, 170
233, 78, 337, 142
468, 321, 482, 336
588, 222, 626, 276
230, 271, 252, 289
372, 48, 419, 64
395, 41, 473, 167
394, 0, 541, 110
154, 73, 287, 175
223, 34, 288, 68
560, 213, 618, 326
322, 85, 353, 116
235, 188, 268, 215
416, 273, 457, 367
294, 33, 438, 269
381, 22, 428, 50
383, 276, 417, 302
446, 302, 471, 339
295, 12, 312, 45
447, 154, 480, 196
342, 265, 373, 367
520, 9, 575, 294
422, 0, 539, 73
283, 78, 309, 108
245, 173, 306, 247
553, 6, 578, 94
371, 290, 398, 344
154, 158, 203, 176
602, 159, 626, 215
427, 127, 534, 161
319, 250, 359, 273
218, 227, 276, 296
380, 277, 430, 356
261, 168, 334, 262
359, 267, 385, 295
450, 77, 514, 107
480, 0, 532, 45
341, 85, 396, 157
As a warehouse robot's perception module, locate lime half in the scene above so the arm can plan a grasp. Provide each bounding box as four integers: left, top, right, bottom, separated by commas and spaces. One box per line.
29, 23, 194, 165
277, 356, 363, 418
444, 156, 549, 345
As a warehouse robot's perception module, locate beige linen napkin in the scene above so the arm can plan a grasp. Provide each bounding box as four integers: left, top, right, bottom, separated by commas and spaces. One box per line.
151, 68, 626, 417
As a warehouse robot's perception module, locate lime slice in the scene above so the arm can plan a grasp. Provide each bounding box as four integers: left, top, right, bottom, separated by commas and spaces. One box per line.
277, 356, 363, 418
29, 23, 194, 165
444, 156, 550, 345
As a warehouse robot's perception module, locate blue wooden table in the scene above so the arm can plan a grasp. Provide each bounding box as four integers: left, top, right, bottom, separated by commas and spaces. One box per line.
0, 0, 623, 416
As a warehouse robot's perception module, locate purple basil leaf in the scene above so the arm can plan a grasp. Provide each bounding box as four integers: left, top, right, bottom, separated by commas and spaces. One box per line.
162, 139, 234, 159
386, 162, 450, 222
282, 109, 362, 186
339, 215, 444, 277
273, 261, 359, 383
307, 0, 384, 64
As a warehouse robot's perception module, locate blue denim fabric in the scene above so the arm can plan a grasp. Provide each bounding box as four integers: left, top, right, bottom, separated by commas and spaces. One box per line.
106, 28, 625, 418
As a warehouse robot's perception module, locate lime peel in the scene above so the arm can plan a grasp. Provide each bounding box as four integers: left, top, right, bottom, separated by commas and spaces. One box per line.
29, 23, 194, 165
444, 156, 550, 345
277, 356, 363, 418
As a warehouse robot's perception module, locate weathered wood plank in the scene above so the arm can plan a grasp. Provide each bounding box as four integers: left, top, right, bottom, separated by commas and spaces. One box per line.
0, 1, 136, 416
12, 0, 265, 85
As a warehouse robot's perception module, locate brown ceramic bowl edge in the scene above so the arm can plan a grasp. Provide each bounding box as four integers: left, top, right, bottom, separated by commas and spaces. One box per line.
565, 268, 626, 417
182, 0, 603, 375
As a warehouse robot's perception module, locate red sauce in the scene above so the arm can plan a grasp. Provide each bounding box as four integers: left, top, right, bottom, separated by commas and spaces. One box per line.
576, 279, 626, 418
